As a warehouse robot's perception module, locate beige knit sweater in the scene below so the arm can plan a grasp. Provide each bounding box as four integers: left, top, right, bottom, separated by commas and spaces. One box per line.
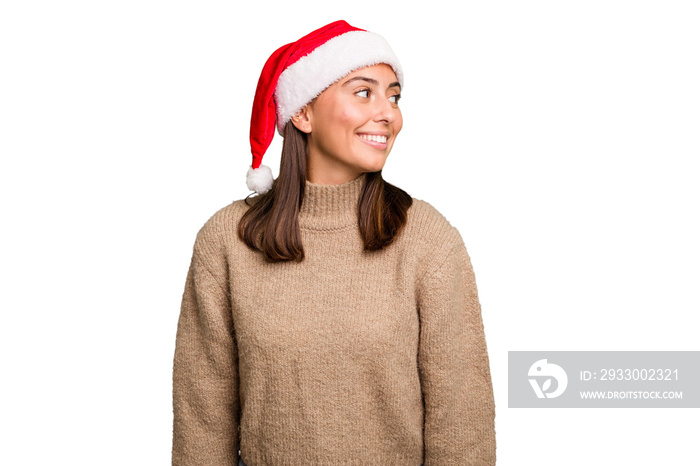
172, 173, 496, 465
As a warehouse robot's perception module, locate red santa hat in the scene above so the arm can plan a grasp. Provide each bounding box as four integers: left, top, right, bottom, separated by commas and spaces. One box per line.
246, 20, 404, 195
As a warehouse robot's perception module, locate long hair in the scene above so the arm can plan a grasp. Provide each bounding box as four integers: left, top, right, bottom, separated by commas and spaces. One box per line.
238, 123, 413, 263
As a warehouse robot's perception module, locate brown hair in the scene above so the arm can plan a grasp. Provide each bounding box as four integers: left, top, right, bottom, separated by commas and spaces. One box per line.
238, 123, 413, 263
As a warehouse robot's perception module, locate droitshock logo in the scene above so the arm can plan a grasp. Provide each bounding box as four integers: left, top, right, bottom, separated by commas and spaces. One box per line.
528, 359, 568, 399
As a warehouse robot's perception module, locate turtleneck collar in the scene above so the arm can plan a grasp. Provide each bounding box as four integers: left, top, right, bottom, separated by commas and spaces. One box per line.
298, 172, 367, 231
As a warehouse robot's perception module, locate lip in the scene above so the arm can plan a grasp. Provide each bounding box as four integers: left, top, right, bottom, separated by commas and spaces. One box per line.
356, 131, 390, 150
356, 131, 390, 137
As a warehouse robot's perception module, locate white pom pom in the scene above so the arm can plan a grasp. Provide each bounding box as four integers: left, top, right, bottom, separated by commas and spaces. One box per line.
246, 164, 274, 195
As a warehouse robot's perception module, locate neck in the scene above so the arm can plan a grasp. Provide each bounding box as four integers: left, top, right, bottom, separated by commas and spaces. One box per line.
298, 172, 367, 231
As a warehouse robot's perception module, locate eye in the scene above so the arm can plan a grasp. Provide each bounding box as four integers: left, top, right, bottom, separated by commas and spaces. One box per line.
355, 89, 370, 98
389, 94, 401, 104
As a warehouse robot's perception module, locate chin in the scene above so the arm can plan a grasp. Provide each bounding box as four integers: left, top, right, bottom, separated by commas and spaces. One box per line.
354, 155, 385, 170
361, 162, 387, 173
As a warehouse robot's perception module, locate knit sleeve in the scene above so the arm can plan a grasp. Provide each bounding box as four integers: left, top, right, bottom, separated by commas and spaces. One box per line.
417, 236, 496, 465
172, 236, 240, 465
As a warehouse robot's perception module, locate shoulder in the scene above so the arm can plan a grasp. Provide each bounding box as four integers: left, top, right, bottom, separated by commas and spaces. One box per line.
404, 197, 463, 252
192, 198, 254, 257
403, 197, 466, 280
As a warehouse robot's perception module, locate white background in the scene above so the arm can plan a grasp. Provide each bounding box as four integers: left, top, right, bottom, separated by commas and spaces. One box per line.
1, 1, 698, 464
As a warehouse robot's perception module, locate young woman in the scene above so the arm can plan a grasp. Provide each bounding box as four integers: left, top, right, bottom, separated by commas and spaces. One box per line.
172, 20, 496, 466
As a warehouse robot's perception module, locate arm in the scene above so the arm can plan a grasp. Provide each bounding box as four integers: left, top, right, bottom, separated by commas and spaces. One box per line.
417, 238, 496, 465
172, 241, 240, 465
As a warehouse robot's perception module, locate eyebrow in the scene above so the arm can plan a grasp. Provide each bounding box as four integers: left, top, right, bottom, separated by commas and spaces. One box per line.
341, 76, 401, 91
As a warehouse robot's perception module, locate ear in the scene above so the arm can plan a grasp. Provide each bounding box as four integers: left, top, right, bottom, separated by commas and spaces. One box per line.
289, 105, 313, 134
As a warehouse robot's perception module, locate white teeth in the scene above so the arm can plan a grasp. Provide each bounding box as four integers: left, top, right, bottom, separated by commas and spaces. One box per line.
359, 134, 387, 144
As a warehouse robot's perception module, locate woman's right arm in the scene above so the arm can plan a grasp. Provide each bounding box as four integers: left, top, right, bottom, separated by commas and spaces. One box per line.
172, 236, 240, 465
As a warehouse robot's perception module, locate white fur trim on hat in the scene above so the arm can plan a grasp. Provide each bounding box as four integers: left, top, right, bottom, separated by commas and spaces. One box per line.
274, 30, 404, 135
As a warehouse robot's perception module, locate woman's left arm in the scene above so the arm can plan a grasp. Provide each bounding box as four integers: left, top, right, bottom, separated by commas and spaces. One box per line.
417, 237, 496, 465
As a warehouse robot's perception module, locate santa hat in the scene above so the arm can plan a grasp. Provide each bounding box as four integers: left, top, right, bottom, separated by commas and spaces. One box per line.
246, 20, 404, 195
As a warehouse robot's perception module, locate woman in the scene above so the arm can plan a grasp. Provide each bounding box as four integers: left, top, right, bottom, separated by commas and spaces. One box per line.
172, 20, 496, 466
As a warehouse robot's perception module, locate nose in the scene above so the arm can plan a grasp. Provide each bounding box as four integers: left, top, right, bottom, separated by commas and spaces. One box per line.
372, 95, 398, 125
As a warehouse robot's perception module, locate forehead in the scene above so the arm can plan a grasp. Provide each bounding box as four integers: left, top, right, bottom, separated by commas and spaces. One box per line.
340, 63, 398, 84
311, 63, 400, 107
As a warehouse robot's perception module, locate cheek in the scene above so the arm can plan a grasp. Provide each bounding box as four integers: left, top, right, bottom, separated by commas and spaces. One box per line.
394, 112, 404, 134
338, 106, 366, 128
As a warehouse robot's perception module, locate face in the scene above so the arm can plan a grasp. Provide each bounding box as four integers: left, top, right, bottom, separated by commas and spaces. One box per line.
291, 64, 403, 184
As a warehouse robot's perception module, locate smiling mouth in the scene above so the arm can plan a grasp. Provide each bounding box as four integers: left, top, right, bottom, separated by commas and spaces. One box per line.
357, 133, 389, 150
357, 134, 388, 144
